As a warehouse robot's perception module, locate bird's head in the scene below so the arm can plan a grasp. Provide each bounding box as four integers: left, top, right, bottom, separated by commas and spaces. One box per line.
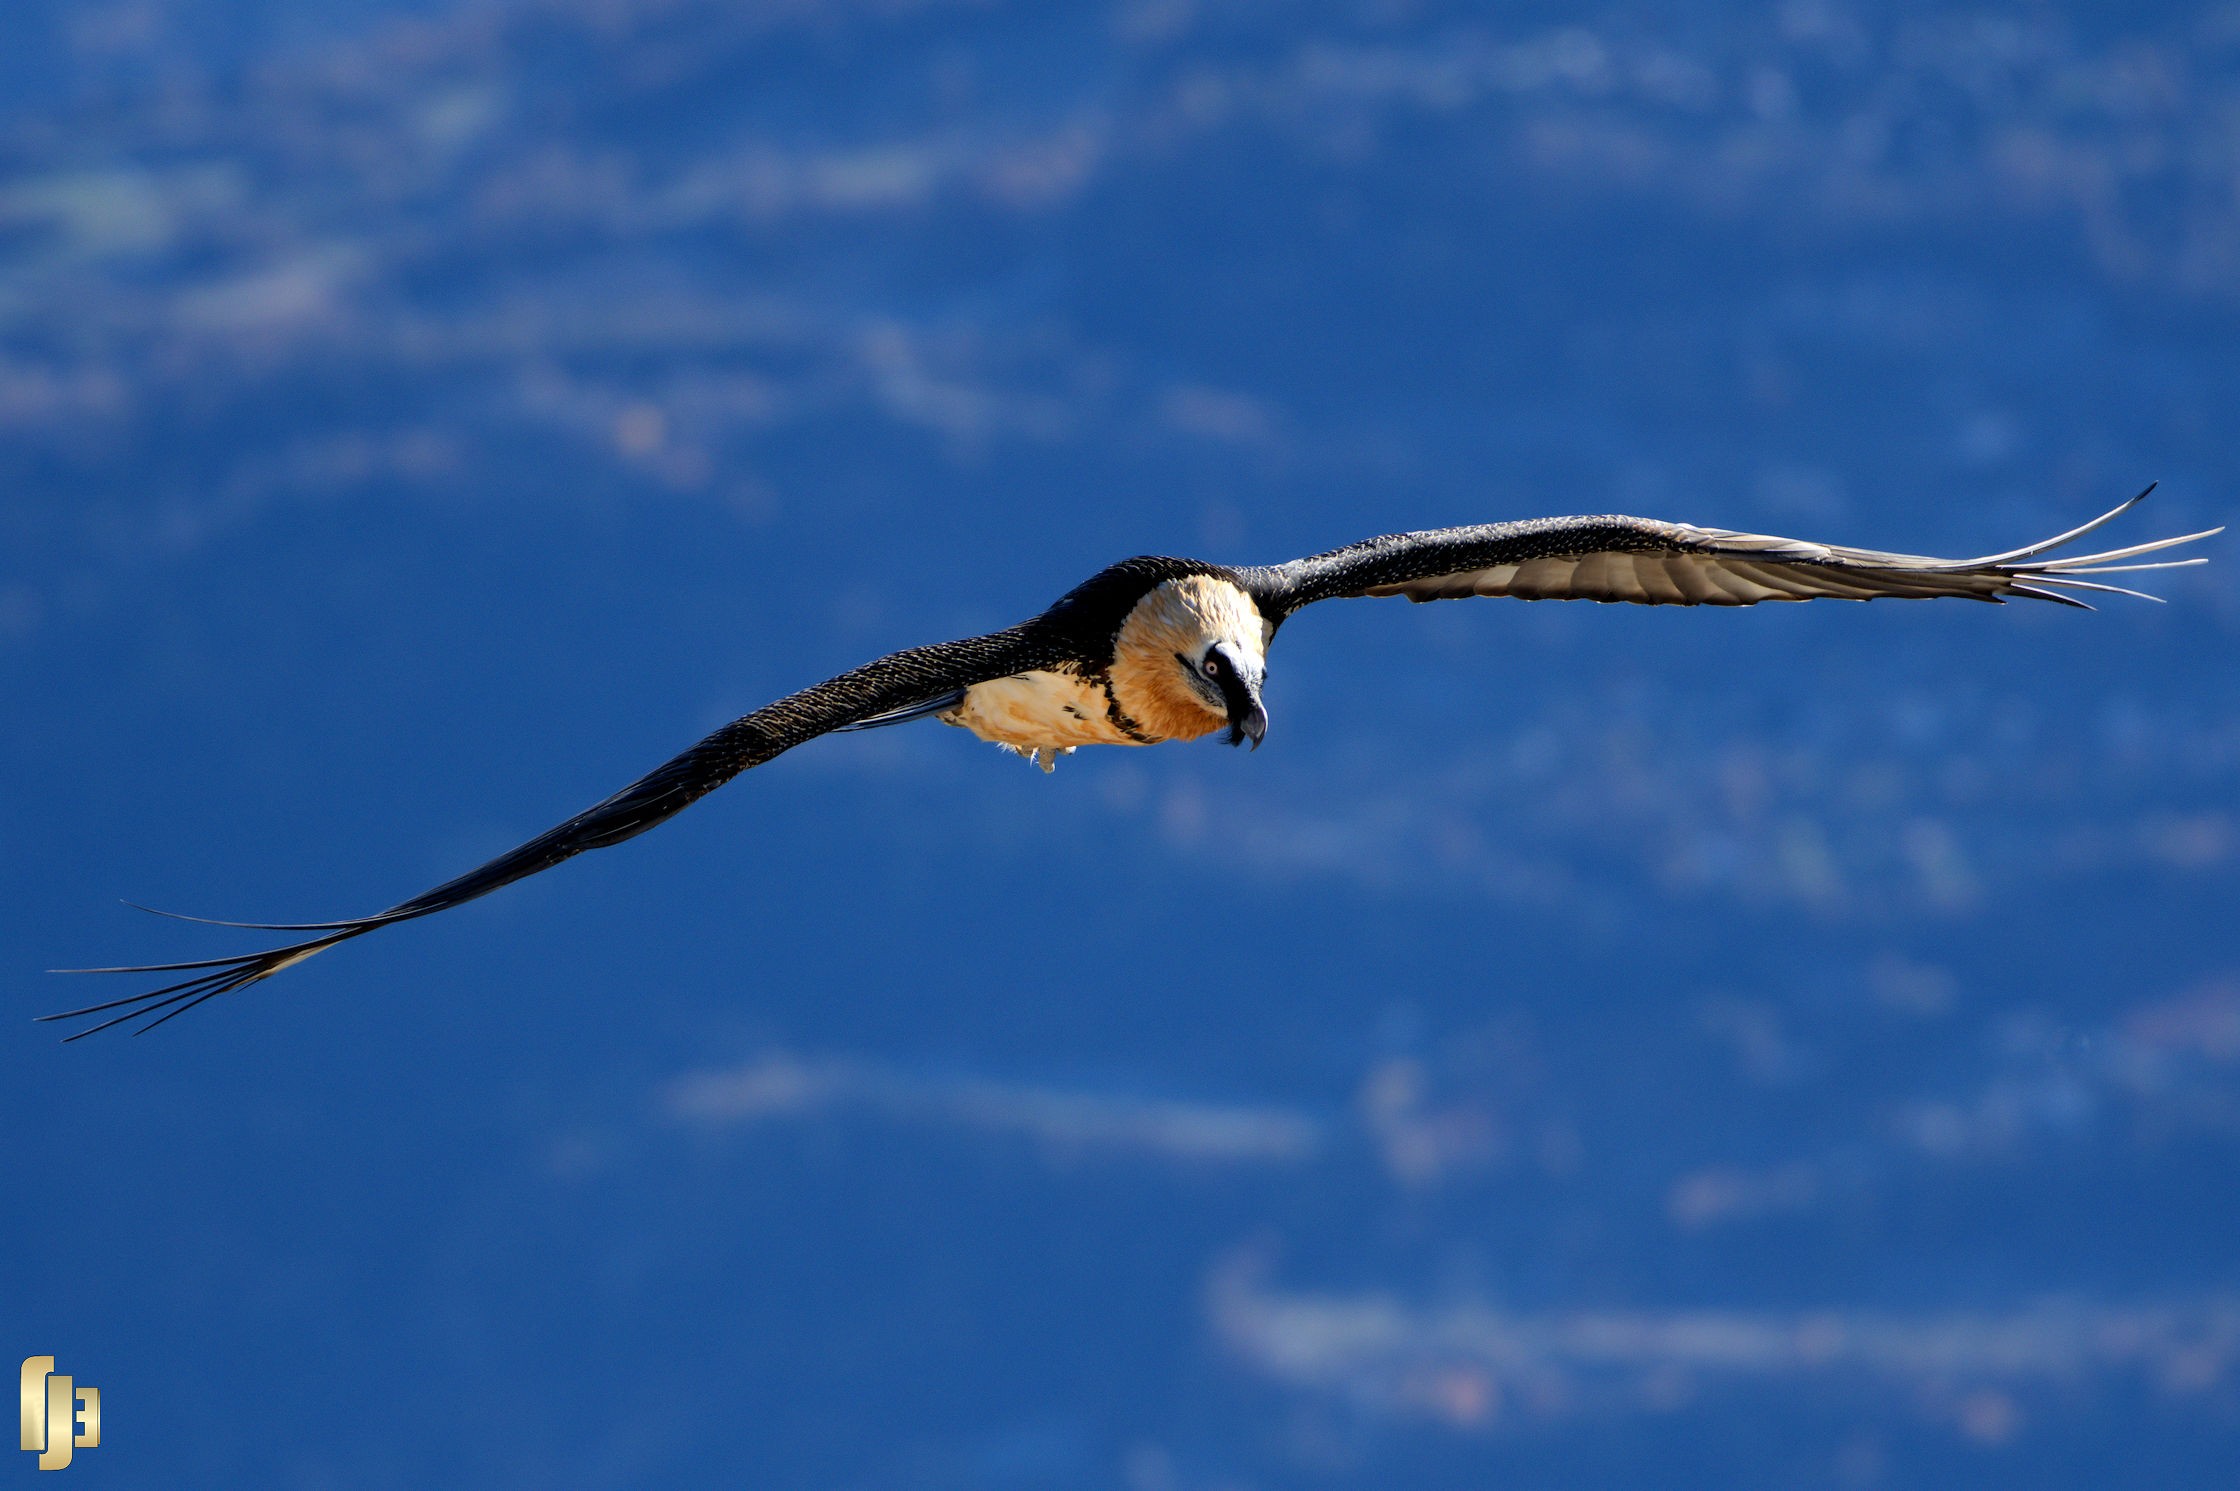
1110, 574, 1271, 747
1182, 638, 1269, 748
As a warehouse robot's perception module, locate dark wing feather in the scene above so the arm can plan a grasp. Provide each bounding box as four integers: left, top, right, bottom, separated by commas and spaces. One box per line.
1241, 487, 2218, 618
45, 628, 1051, 1038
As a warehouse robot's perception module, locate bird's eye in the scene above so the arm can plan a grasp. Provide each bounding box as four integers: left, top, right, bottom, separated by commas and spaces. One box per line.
1202, 655, 1222, 678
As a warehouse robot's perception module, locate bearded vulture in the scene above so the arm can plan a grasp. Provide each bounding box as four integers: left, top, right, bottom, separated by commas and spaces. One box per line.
46, 487, 2217, 1037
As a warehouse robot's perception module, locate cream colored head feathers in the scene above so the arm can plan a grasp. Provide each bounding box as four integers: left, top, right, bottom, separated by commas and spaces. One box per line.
1109, 575, 1269, 742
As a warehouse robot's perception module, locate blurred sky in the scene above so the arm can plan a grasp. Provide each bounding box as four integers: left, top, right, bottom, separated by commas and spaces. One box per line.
5, 1, 2239, 1487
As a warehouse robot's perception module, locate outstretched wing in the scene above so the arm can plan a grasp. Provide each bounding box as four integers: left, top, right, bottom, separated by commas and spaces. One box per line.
1243, 486, 2218, 619
45, 627, 1052, 1038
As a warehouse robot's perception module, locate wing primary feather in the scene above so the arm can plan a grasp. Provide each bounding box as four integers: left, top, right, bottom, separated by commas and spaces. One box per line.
130, 988, 234, 1036
60, 987, 212, 1041
2002, 584, 2096, 609
2022, 557, 2206, 575
2020, 575, 2166, 603
42, 932, 359, 1038
2005, 527, 2224, 571
1960, 483, 2156, 565
48, 966, 258, 1040
118, 899, 410, 933
42, 968, 243, 1023
51, 951, 309, 975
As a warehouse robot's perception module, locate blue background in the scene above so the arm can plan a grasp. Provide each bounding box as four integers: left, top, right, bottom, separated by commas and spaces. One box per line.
5, 1, 2238, 1486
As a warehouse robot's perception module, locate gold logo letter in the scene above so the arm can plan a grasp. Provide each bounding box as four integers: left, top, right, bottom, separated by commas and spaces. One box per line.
73, 1387, 99, 1452
18, 1358, 52, 1456
39, 1375, 72, 1470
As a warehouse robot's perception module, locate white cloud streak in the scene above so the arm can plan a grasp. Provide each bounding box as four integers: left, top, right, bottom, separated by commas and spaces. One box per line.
1213, 1256, 2240, 1434
668, 1050, 1323, 1165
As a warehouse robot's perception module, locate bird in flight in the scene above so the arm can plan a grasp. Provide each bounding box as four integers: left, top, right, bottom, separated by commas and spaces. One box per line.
46, 487, 2216, 1038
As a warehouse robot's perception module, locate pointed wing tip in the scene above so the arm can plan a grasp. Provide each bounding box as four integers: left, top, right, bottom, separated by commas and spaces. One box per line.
130, 992, 227, 1035
1964, 485, 2196, 568
39, 932, 348, 1038
119, 897, 379, 933
118, 898, 228, 924
120, 898, 250, 929
2008, 584, 2097, 610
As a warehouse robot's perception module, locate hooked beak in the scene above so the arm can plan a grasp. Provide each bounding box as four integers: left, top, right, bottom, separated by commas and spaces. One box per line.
1215, 661, 1269, 750
1227, 696, 1268, 750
